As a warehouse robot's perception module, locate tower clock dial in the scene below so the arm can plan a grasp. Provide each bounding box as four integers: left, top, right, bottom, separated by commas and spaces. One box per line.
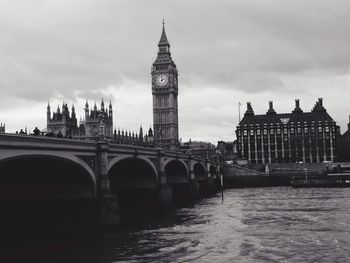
156, 74, 168, 86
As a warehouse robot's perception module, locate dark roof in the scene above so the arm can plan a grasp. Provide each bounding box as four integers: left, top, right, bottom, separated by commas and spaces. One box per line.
158, 23, 170, 47
239, 110, 335, 127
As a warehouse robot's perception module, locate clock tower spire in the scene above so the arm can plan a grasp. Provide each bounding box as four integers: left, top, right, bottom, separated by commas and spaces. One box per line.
151, 22, 179, 150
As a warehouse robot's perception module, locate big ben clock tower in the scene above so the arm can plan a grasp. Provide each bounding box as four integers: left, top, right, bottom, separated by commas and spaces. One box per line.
152, 22, 179, 150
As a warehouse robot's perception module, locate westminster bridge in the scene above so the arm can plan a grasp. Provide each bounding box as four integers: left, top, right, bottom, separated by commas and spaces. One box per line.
0, 133, 223, 225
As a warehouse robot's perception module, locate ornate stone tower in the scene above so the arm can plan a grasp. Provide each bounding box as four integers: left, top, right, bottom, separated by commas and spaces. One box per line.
151, 22, 179, 150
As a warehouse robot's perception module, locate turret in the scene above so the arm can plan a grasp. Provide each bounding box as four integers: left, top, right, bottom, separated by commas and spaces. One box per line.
109, 101, 113, 118
84, 100, 89, 119
101, 99, 105, 111
71, 104, 76, 119
139, 125, 143, 143
47, 102, 51, 121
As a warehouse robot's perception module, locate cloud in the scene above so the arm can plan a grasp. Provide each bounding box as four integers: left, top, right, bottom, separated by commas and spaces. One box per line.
0, 0, 349, 142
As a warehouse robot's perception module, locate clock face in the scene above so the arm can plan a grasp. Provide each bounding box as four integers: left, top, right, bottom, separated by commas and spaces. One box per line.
156, 74, 168, 86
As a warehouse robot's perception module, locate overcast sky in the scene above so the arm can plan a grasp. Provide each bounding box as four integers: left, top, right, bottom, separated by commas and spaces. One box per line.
0, 0, 349, 144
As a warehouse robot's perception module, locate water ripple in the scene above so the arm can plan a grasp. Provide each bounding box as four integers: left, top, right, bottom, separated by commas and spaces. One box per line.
90, 187, 350, 262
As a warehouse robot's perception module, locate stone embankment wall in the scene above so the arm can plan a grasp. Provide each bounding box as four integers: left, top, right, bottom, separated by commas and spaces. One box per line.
224, 163, 330, 188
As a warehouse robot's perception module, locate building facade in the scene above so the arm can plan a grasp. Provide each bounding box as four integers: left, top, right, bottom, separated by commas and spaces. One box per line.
151, 22, 179, 150
338, 116, 350, 161
47, 100, 113, 140
0, 123, 5, 133
180, 140, 216, 160
236, 98, 337, 164
47, 103, 78, 137
82, 100, 113, 140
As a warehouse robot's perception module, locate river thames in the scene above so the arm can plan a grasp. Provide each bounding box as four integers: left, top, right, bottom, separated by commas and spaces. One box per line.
84, 187, 350, 262
5, 187, 350, 262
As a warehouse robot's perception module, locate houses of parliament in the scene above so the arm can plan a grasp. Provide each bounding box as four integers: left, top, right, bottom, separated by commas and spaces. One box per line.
45, 22, 179, 150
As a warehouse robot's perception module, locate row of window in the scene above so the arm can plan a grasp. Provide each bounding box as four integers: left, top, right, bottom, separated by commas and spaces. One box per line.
154, 65, 169, 70
240, 126, 333, 136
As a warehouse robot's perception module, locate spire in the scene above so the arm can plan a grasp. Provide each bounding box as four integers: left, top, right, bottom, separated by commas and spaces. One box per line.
101, 99, 105, 110
158, 20, 170, 47
85, 100, 89, 109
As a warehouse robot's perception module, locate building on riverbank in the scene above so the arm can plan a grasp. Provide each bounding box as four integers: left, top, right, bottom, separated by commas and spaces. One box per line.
338, 116, 350, 161
236, 98, 337, 164
180, 140, 216, 160
46, 100, 113, 140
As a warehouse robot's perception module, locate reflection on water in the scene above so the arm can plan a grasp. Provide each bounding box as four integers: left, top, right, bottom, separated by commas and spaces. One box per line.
4, 187, 350, 262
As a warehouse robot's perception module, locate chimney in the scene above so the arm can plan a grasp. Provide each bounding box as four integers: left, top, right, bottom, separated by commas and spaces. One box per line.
245, 102, 254, 116
266, 100, 276, 115
292, 98, 303, 113
318, 98, 323, 107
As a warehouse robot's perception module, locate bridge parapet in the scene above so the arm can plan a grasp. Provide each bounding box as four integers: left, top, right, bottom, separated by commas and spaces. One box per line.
0, 133, 96, 147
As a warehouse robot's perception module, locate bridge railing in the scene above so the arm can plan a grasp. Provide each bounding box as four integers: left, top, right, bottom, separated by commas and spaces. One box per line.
0, 133, 96, 146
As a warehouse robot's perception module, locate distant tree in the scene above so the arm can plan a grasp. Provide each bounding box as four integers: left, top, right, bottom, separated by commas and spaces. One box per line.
33, 127, 40, 136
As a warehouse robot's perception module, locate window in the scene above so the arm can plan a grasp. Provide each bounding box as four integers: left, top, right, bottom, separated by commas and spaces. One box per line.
257, 130, 261, 135
244, 130, 248, 136
277, 129, 281, 135
304, 128, 308, 134
270, 129, 274, 135
318, 127, 323, 132
250, 130, 254, 136
325, 127, 330, 132
284, 129, 288, 135
297, 128, 301, 134
264, 129, 267, 135
280, 118, 290, 124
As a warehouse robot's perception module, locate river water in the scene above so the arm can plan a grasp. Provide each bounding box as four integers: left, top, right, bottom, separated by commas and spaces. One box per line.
91, 187, 350, 263
6, 187, 350, 262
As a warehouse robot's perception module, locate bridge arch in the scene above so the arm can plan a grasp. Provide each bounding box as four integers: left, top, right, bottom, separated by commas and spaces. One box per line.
165, 159, 189, 184
108, 157, 159, 214
108, 156, 158, 178
0, 154, 96, 199
193, 162, 207, 180
108, 157, 158, 191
